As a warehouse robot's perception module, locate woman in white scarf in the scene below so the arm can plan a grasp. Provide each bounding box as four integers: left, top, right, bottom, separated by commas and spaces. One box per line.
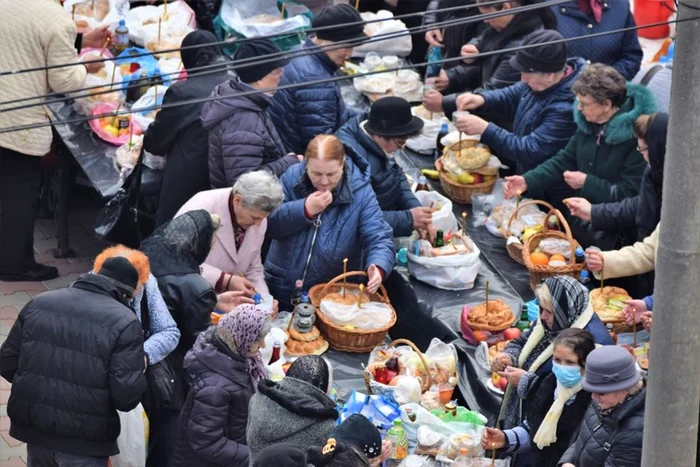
482, 328, 596, 467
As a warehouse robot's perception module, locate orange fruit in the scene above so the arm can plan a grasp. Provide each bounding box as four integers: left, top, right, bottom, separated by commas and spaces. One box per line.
550, 254, 566, 263
473, 331, 489, 342
530, 251, 549, 266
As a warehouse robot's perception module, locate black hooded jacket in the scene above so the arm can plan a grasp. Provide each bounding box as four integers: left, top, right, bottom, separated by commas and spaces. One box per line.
140, 210, 219, 409
0, 274, 146, 457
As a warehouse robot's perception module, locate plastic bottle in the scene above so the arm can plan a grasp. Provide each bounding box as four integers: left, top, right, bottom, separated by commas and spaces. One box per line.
606, 323, 618, 344
415, 175, 430, 192
113, 19, 129, 56
300, 291, 310, 304
426, 46, 443, 78
386, 419, 408, 460
253, 293, 262, 305
268, 341, 281, 365
575, 247, 586, 264
435, 122, 449, 159
579, 270, 592, 289
455, 448, 472, 466
396, 247, 408, 267
660, 41, 674, 64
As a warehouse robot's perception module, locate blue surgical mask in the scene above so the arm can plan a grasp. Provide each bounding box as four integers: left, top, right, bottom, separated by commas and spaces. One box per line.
552, 362, 583, 388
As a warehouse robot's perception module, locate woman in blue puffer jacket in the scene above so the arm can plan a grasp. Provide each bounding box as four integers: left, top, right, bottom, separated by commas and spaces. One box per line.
264, 135, 395, 311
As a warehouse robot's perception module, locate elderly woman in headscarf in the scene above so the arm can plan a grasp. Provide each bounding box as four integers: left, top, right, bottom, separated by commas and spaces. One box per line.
172, 305, 272, 467
144, 30, 234, 228
491, 276, 613, 430
139, 209, 249, 466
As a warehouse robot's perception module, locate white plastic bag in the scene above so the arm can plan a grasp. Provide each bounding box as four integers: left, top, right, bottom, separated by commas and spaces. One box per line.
64, 0, 129, 31
406, 113, 454, 155
73, 49, 123, 116
352, 11, 412, 58
319, 297, 393, 329
132, 85, 168, 131
219, 0, 310, 38
111, 403, 148, 467
408, 239, 481, 290
413, 191, 458, 234
394, 376, 422, 406
126, 1, 196, 47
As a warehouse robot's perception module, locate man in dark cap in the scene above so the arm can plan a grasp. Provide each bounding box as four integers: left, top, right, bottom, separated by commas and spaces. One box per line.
452, 30, 585, 209
337, 96, 434, 239
0, 255, 148, 466
203, 38, 300, 189
270, 4, 367, 155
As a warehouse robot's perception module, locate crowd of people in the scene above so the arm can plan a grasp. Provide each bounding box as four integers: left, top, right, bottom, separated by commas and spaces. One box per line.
0, 0, 684, 465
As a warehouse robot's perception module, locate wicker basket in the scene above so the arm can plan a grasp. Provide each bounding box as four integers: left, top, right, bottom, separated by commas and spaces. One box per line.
363, 339, 433, 401
309, 271, 397, 353
435, 158, 496, 204
505, 200, 556, 266
522, 209, 585, 291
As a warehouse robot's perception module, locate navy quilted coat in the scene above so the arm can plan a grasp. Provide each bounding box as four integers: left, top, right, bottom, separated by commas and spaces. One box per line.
477, 57, 585, 175
264, 150, 395, 309
202, 78, 298, 189
553, 1, 642, 80
171, 329, 253, 467
270, 39, 359, 155
336, 115, 421, 237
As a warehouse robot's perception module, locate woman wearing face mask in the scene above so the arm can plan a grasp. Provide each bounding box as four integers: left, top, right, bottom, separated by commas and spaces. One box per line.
483, 329, 596, 467
172, 304, 272, 467
264, 134, 395, 311
203, 39, 301, 189
504, 64, 656, 244
422, 0, 557, 119
559, 346, 646, 467
491, 276, 613, 431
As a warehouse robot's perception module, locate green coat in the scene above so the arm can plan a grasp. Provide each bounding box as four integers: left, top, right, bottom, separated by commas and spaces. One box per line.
523, 83, 656, 204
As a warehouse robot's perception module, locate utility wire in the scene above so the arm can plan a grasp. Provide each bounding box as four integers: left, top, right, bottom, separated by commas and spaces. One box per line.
0, 0, 518, 76
0, 0, 568, 110
0, 15, 689, 136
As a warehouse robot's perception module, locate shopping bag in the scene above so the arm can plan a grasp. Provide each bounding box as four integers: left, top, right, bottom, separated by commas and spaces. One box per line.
110, 403, 149, 467
413, 191, 458, 234
407, 239, 481, 291
352, 11, 412, 58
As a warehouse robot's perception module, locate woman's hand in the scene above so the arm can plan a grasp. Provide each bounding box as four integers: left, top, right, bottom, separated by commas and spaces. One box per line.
563, 171, 587, 190
460, 44, 479, 64
565, 197, 592, 222
271, 299, 279, 320
491, 352, 513, 372
641, 311, 653, 332
622, 299, 648, 325
497, 366, 526, 387
367, 264, 383, 294
481, 427, 507, 451
433, 69, 450, 92
422, 89, 444, 113
425, 29, 443, 47
226, 275, 256, 296
504, 176, 527, 199
585, 249, 604, 273
455, 114, 489, 136
217, 291, 255, 312
305, 191, 333, 217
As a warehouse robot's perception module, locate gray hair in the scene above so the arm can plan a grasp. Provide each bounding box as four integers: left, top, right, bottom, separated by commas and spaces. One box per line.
233, 171, 285, 213
256, 317, 273, 342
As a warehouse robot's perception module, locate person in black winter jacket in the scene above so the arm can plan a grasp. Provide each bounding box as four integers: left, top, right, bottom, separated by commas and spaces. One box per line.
0, 256, 147, 466
203, 39, 300, 189
559, 346, 646, 467
336, 97, 429, 238
423, 0, 484, 70
172, 304, 272, 467
483, 329, 596, 467
139, 209, 221, 467
566, 112, 666, 297
146, 30, 234, 228
423, 0, 557, 120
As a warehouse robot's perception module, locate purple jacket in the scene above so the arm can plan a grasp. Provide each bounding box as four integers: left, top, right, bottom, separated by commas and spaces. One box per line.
171, 329, 253, 467
202, 79, 298, 188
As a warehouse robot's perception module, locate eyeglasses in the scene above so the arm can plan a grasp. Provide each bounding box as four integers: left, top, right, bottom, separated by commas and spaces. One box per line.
637, 146, 648, 152
576, 99, 598, 109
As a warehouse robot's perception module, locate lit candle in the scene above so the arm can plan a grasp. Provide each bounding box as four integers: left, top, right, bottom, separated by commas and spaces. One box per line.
355, 0, 360, 10
491, 442, 496, 466
485, 280, 490, 315
342, 258, 348, 299
163, 0, 168, 20
280, 2, 286, 19
158, 17, 162, 45
516, 190, 522, 209
461, 211, 467, 235
109, 62, 117, 90
99, 37, 111, 57
358, 284, 364, 308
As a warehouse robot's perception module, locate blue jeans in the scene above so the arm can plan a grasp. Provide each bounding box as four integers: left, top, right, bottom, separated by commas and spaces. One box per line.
27, 444, 108, 467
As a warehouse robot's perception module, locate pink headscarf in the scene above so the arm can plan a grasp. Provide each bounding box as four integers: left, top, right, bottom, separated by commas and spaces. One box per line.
218, 304, 269, 391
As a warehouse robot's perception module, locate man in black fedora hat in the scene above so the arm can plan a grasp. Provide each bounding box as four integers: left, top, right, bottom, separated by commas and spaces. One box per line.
451, 30, 584, 178
337, 96, 434, 239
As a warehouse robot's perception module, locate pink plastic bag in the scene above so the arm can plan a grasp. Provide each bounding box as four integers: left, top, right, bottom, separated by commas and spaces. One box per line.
89, 102, 142, 146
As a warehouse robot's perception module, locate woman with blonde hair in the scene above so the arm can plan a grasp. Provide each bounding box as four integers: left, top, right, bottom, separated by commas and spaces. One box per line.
264, 134, 395, 311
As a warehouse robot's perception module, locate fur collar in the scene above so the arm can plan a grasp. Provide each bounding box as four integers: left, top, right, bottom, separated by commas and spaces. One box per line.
573, 83, 657, 145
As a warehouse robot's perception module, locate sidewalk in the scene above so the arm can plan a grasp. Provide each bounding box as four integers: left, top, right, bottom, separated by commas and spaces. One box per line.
0, 201, 108, 466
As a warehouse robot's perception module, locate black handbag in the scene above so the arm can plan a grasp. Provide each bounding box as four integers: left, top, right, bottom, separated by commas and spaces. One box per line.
139, 290, 176, 410
93, 147, 153, 248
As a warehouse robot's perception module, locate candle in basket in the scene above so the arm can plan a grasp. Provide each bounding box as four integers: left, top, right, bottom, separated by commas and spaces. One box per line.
485, 280, 490, 314
462, 211, 467, 235
342, 258, 348, 298
357, 284, 364, 308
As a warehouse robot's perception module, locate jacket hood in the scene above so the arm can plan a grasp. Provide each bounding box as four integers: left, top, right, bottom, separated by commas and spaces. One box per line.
201, 79, 273, 130
336, 114, 385, 166
184, 328, 251, 388
257, 377, 338, 421
71, 274, 132, 307
573, 83, 657, 145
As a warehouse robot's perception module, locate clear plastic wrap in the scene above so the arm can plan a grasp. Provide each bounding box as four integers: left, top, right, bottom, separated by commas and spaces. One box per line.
319, 296, 393, 330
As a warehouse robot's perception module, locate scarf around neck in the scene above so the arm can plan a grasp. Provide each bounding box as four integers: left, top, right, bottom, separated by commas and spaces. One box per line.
577, 0, 603, 22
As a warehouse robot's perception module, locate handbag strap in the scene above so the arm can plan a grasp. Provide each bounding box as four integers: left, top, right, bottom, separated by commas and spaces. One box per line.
140, 288, 151, 340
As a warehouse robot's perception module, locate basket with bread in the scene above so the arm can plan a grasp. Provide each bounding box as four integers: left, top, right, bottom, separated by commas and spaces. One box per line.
435, 136, 497, 204
591, 286, 634, 333
497, 200, 553, 265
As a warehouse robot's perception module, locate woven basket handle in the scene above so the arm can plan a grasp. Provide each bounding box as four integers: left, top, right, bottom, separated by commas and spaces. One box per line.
542, 208, 577, 260
387, 339, 433, 392
320, 271, 389, 303
505, 199, 556, 236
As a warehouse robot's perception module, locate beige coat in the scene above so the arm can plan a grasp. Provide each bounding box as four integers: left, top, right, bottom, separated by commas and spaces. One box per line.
597, 223, 659, 279
0, 0, 87, 156
176, 188, 269, 295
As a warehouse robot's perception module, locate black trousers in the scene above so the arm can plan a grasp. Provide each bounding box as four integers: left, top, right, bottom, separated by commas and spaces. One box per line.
146, 407, 181, 467
0, 147, 42, 274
